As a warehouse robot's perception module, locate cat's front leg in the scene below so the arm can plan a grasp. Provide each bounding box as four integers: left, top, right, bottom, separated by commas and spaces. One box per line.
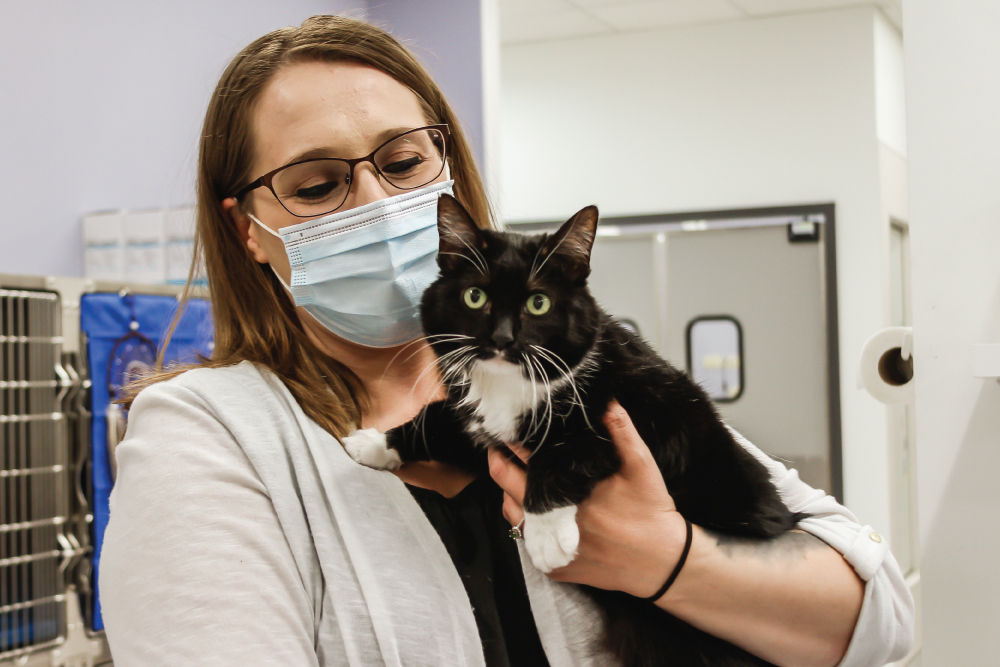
341, 428, 403, 471
341, 404, 442, 471
522, 503, 581, 573
520, 436, 620, 573
342, 399, 483, 472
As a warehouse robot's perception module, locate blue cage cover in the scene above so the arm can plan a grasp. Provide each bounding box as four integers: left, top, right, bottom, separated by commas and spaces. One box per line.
80, 293, 213, 631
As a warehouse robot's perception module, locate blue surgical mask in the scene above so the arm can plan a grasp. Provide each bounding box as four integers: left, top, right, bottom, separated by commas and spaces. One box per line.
250, 179, 454, 348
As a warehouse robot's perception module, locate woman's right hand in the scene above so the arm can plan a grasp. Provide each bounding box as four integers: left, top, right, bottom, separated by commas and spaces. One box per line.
487, 402, 688, 599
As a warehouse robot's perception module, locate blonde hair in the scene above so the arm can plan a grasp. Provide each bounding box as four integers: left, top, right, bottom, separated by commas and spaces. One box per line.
126, 15, 492, 438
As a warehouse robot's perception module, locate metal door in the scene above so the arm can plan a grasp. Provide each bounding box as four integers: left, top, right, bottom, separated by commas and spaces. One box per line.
582, 206, 841, 498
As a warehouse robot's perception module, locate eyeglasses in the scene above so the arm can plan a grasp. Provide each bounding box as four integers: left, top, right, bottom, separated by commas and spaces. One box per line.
233, 124, 450, 217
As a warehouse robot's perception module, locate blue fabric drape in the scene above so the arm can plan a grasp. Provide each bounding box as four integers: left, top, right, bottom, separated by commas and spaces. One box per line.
80, 292, 213, 630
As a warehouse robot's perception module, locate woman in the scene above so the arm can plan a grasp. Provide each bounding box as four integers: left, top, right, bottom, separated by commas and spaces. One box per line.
99, 15, 913, 666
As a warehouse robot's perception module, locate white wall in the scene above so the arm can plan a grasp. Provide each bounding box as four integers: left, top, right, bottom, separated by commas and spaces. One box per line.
904, 0, 1000, 661
0, 0, 363, 278
501, 8, 896, 534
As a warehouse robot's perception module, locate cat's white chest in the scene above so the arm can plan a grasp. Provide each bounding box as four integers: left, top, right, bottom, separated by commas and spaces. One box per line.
463, 358, 542, 442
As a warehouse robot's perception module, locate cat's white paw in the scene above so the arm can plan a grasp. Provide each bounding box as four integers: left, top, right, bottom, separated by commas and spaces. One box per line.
342, 428, 402, 471
523, 505, 579, 573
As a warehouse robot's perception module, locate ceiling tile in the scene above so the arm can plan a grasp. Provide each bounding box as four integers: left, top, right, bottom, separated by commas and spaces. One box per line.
728, 0, 865, 15
501, 0, 903, 45
502, 0, 577, 14
584, 0, 745, 31
501, 5, 613, 44
568, 0, 670, 7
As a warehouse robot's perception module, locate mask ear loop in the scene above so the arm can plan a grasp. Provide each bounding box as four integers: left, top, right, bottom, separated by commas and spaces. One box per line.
104, 290, 157, 481
247, 211, 281, 239
247, 212, 297, 295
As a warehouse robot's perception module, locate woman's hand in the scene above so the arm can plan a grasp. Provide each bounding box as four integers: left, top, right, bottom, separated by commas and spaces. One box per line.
487, 401, 688, 598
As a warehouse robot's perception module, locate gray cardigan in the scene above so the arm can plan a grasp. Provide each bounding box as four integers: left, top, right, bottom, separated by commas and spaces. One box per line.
99, 361, 912, 666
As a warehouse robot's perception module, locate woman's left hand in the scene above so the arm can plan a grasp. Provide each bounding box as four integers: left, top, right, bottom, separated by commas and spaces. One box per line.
487, 401, 688, 598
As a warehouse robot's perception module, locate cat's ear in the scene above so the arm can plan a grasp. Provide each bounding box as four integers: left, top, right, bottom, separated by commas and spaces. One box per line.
539, 205, 599, 281
436, 193, 486, 272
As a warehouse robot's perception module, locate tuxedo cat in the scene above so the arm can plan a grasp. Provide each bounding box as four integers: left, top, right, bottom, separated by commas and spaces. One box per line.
344, 194, 805, 666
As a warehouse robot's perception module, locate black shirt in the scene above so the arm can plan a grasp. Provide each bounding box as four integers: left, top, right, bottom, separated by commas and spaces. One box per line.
407, 476, 550, 667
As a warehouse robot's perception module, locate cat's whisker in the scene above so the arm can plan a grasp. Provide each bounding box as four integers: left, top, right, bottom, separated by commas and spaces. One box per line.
406, 366, 442, 408
548, 357, 588, 422
414, 346, 477, 458
405, 356, 458, 458
376, 334, 473, 383
422, 333, 474, 339
415, 335, 476, 365
538, 359, 556, 453
439, 229, 489, 277
388, 334, 474, 376
528, 244, 548, 281
440, 352, 476, 395
377, 336, 439, 381
433, 345, 475, 378
450, 232, 490, 277
407, 345, 472, 400
519, 353, 535, 424
438, 251, 487, 276
529, 344, 574, 393
421, 333, 476, 344
528, 357, 544, 441
525, 352, 554, 453
405, 350, 453, 397
520, 353, 545, 446
441, 363, 471, 393
529, 227, 573, 280
531, 344, 598, 436
412, 401, 433, 459
520, 354, 539, 428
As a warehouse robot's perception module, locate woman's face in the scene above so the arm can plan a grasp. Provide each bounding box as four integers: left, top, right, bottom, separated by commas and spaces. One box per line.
237, 59, 441, 277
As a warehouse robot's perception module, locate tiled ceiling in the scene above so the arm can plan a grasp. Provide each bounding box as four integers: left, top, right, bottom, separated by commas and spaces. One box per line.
500, 0, 903, 44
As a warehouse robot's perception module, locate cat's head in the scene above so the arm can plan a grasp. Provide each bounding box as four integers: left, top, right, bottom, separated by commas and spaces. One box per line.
420, 194, 602, 384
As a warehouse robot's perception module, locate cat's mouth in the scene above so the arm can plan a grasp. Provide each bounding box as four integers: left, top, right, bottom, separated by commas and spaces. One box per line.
480, 348, 518, 365
471, 355, 527, 383
477, 346, 515, 362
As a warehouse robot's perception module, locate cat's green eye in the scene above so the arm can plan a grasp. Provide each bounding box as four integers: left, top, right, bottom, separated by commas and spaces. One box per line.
526, 293, 551, 316
463, 286, 488, 309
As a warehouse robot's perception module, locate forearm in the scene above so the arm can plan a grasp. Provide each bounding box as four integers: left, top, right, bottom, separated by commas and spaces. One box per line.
656, 525, 864, 667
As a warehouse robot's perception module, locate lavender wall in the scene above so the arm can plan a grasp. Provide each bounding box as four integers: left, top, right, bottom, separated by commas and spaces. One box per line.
0, 1, 489, 278
0, 1, 364, 277
365, 0, 486, 172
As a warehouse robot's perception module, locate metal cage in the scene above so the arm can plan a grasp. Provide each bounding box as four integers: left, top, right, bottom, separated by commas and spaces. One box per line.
1, 286, 76, 660
1, 274, 207, 667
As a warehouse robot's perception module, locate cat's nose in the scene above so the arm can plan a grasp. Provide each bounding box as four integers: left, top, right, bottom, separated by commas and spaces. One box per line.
491, 318, 515, 350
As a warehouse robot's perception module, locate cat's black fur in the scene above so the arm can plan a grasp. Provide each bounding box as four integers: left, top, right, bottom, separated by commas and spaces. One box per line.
380, 195, 806, 666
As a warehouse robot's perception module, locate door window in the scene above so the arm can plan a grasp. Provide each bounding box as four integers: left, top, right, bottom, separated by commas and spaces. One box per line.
686, 316, 744, 402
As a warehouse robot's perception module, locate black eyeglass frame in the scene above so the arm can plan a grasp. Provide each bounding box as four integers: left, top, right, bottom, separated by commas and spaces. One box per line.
232, 124, 451, 217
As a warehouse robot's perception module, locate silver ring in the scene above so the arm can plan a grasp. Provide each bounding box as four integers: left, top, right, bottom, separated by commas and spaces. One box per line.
508, 518, 525, 541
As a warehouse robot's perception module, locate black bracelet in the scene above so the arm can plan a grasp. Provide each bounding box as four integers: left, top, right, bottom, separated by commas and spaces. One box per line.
643, 517, 693, 602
